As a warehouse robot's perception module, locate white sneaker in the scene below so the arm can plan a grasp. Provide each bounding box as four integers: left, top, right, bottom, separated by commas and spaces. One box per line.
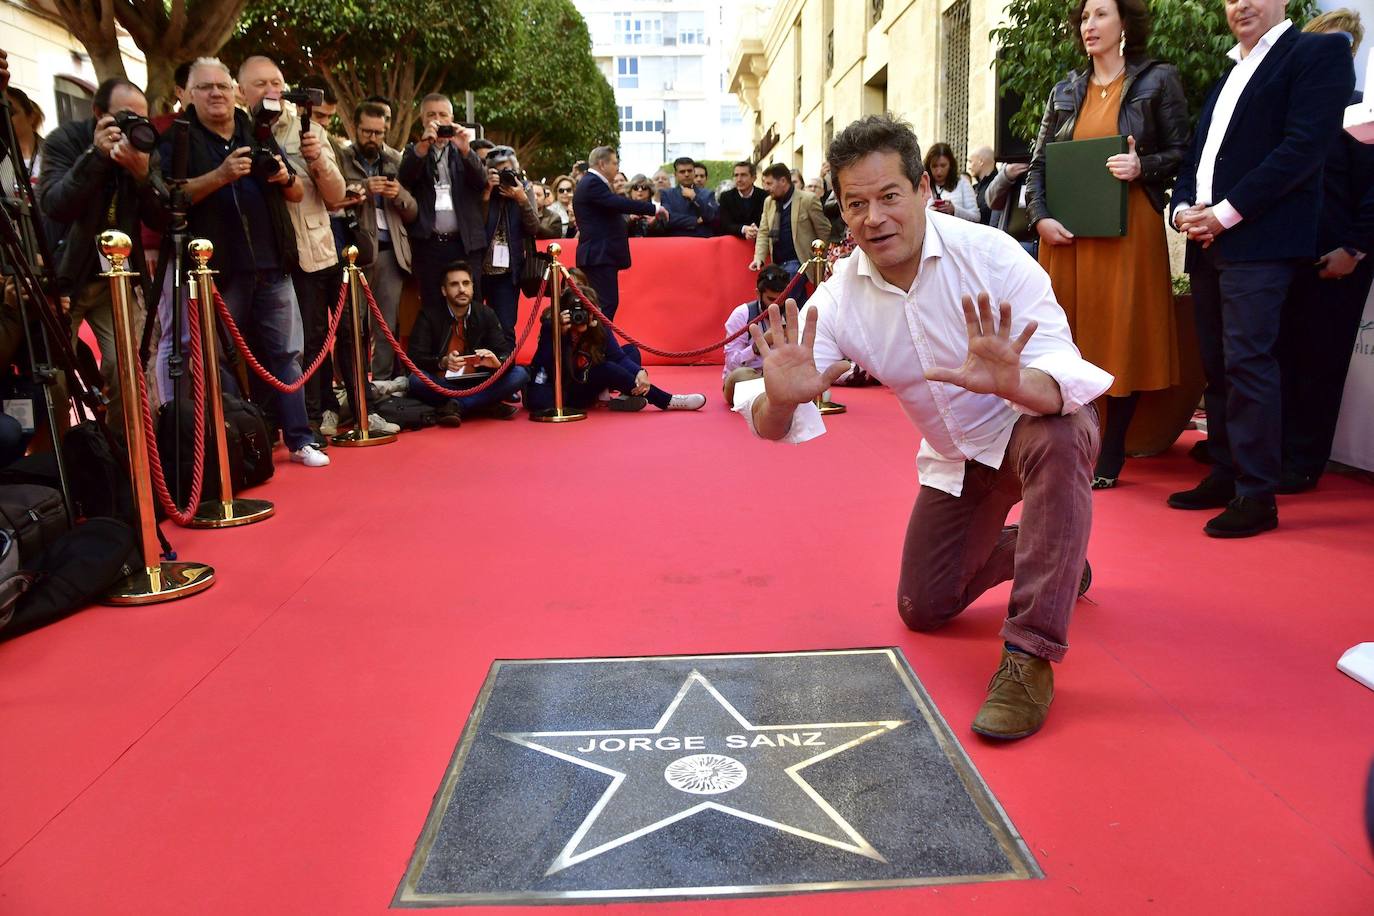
319, 410, 339, 437
375, 377, 410, 398
368, 413, 401, 435
290, 444, 331, 467
667, 393, 706, 411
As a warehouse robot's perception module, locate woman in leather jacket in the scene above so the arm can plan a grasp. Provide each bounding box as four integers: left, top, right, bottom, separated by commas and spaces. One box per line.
1026, 0, 1191, 488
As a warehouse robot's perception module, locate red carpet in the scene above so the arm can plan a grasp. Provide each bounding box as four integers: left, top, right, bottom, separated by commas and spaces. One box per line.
1, 370, 1371, 914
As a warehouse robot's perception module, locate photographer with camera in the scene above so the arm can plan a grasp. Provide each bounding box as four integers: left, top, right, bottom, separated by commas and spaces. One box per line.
37, 77, 169, 428
158, 57, 328, 468
480, 145, 538, 350
528, 271, 704, 414
398, 93, 487, 314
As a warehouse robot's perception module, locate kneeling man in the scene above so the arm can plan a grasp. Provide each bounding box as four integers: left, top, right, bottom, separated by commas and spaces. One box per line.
740, 115, 1111, 740
407, 261, 529, 425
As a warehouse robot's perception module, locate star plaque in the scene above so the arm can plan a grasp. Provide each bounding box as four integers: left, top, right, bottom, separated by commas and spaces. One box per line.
396, 649, 1039, 906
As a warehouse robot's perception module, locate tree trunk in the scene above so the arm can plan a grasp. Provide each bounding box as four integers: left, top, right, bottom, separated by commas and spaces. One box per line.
51, 0, 126, 82
86, 42, 128, 83
142, 55, 178, 115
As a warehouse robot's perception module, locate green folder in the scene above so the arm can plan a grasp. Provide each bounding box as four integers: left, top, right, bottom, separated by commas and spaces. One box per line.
1045, 135, 1128, 237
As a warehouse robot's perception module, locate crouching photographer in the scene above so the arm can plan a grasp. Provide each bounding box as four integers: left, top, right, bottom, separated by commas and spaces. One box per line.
528, 272, 704, 413
37, 77, 168, 430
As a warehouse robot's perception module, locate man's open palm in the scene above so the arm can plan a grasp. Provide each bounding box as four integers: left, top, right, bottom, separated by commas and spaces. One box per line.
924, 294, 1036, 398
750, 299, 849, 407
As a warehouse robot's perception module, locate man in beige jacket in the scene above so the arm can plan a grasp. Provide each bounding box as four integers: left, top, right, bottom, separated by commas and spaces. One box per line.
748, 162, 830, 306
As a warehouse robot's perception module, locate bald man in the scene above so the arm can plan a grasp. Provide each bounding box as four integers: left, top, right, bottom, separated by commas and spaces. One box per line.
966, 146, 997, 225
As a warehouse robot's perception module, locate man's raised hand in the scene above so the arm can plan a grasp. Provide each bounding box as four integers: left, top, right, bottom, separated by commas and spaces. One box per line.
924, 293, 1035, 398
749, 298, 849, 408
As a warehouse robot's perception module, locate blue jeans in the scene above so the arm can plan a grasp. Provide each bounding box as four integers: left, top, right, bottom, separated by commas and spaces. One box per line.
778, 259, 810, 307
483, 274, 519, 352
219, 270, 313, 451
407, 365, 529, 415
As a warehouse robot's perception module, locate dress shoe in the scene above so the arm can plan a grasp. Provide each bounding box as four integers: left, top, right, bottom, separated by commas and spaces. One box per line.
1188, 439, 1212, 465
1204, 496, 1278, 538
435, 403, 462, 428
608, 395, 647, 412
1078, 559, 1092, 598
1276, 470, 1318, 495
971, 648, 1054, 740
1167, 474, 1235, 510
485, 402, 520, 420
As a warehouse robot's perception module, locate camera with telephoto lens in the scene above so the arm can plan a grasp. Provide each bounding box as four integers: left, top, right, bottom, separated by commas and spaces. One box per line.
113, 110, 158, 153
249, 98, 284, 180
498, 167, 520, 189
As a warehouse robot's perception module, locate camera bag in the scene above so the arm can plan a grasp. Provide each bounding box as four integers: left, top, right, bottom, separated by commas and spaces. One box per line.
63, 421, 135, 522
157, 390, 275, 505
0, 484, 70, 567
520, 238, 554, 299
0, 517, 139, 641
373, 396, 437, 430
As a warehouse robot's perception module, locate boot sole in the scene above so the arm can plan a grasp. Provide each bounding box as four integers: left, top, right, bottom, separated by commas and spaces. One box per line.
1167, 498, 1233, 510
1204, 518, 1278, 538
971, 722, 1045, 740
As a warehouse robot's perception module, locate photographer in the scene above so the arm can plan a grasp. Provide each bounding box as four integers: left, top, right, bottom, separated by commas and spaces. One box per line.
158, 57, 328, 469
335, 101, 418, 392
397, 93, 487, 313
37, 78, 169, 427
527, 272, 704, 414
480, 145, 538, 350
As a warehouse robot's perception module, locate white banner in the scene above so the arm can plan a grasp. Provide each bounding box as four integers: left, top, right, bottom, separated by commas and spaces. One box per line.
1332, 282, 1374, 471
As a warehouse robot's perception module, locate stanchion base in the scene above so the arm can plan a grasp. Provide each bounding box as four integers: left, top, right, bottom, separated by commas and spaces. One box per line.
103, 562, 215, 606
330, 429, 398, 447
189, 497, 275, 528
529, 408, 587, 423
818, 400, 847, 415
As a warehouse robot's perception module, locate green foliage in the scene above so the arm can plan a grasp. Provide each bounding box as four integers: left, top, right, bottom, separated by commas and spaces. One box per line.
473, 0, 619, 179
657, 159, 742, 184
991, 0, 1321, 145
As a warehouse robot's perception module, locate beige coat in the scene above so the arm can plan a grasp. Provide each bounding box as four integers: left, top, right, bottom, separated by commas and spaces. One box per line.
333, 140, 418, 273
273, 107, 347, 274
753, 188, 831, 265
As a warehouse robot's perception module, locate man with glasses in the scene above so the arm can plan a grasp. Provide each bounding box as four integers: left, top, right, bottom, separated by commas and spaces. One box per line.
161, 57, 328, 467
398, 92, 487, 313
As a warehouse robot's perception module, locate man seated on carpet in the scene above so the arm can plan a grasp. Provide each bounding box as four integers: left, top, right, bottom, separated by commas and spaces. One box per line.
721, 265, 791, 405
405, 261, 529, 427
737, 115, 1112, 741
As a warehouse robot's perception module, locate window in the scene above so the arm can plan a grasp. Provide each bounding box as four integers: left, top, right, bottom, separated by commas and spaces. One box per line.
53, 75, 95, 127
678, 11, 705, 45
616, 57, 639, 89
614, 13, 661, 45
941, 0, 971, 166
619, 105, 663, 134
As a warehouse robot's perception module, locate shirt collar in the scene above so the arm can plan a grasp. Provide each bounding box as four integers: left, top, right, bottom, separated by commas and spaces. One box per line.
592, 169, 612, 187
1228, 18, 1291, 62
853, 212, 947, 295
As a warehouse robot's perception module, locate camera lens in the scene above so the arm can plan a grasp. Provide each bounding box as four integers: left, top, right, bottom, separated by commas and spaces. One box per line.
115, 111, 159, 154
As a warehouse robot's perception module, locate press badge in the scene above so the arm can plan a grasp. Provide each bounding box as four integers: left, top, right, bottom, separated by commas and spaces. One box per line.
3, 399, 35, 432
435, 182, 454, 212
491, 243, 510, 269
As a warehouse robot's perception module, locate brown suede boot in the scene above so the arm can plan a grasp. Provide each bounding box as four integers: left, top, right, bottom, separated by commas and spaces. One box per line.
971, 648, 1055, 740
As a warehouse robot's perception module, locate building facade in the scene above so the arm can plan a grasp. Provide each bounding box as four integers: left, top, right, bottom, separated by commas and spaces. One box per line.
728, 0, 1006, 182
572, 0, 751, 177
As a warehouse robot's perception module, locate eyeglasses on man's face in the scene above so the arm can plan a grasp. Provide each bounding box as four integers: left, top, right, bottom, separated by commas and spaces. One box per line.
357, 127, 386, 138
192, 82, 234, 95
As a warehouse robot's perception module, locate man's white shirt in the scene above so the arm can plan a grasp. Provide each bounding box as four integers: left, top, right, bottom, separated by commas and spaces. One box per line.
737, 211, 1112, 497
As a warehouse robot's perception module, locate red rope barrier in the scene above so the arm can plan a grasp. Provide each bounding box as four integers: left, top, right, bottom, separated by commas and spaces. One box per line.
212, 278, 347, 394
135, 279, 208, 526
361, 273, 547, 399
560, 265, 811, 359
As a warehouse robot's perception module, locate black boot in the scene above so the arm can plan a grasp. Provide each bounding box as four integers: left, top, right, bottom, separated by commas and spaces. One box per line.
1204, 496, 1278, 538
1167, 474, 1236, 510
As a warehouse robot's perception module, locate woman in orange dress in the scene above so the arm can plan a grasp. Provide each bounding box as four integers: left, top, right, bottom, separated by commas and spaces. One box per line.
1025, 0, 1191, 488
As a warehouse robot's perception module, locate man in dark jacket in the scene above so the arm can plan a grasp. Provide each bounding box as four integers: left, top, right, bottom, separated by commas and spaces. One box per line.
38, 77, 168, 421
405, 261, 528, 426
397, 93, 487, 313
718, 160, 766, 240
159, 57, 328, 468
658, 157, 719, 237
573, 145, 665, 320
1169, 4, 1353, 535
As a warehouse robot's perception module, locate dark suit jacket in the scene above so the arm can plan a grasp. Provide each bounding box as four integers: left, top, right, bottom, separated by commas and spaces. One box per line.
718, 186, 766, 237
1172, 28, 1354, 266
658, 185, 719, 237
397, 141, 487, 252
573, 172, 657, 270
407, 300, 510, 373
1318, 89, 1374, 255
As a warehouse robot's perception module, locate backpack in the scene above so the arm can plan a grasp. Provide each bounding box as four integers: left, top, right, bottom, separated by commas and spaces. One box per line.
373, 396, 436, 430
0, 484, 70, 567
0, 517, 139, 641
157, 391, 275, 504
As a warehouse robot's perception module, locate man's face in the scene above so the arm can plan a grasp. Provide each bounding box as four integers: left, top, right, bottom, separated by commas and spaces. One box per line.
837, 150, 928, 278
769, 175, 791, 201
102, 85, 148, 119
761, 173, 775, 193
239, 59, 285, 111
421, 98, 454, 140
311, 100, 336, 128
759, 287, 784, 309
733, 165, 754, 193
674, 162, 695, 186
443, 270, 474, 310
1226, 0, 1287, 50
534, 184, 550, 207
188, 65, 236, 122
595, 152, 619, 179
355, 114, 386, 158
653, 170, 671, 189
693, 166, 707, 187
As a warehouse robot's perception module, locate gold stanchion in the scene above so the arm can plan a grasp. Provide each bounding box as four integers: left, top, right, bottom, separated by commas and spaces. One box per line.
187, 239, 274, 528
98, 231, 215, 605
530, 244, 587, 423
331, 245, 397, 447
809, 240, 846, 416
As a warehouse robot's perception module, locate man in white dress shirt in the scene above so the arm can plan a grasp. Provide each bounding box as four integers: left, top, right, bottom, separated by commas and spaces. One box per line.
740, 115, 1113, 740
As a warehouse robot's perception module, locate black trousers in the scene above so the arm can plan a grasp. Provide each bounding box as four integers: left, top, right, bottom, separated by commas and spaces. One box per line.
1278, 257, 1373, 478
1189, 249, 1298, 500
292, 264, 342, 421
580, 263, 621, 320
413, 235, 484, 313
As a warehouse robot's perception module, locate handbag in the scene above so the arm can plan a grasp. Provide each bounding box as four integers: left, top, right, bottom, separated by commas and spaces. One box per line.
519, 238, 554, 299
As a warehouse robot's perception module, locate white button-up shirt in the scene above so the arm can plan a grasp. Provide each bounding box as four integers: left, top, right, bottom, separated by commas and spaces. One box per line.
739, 211, 1113, 497
1189, 18, 1293, 229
